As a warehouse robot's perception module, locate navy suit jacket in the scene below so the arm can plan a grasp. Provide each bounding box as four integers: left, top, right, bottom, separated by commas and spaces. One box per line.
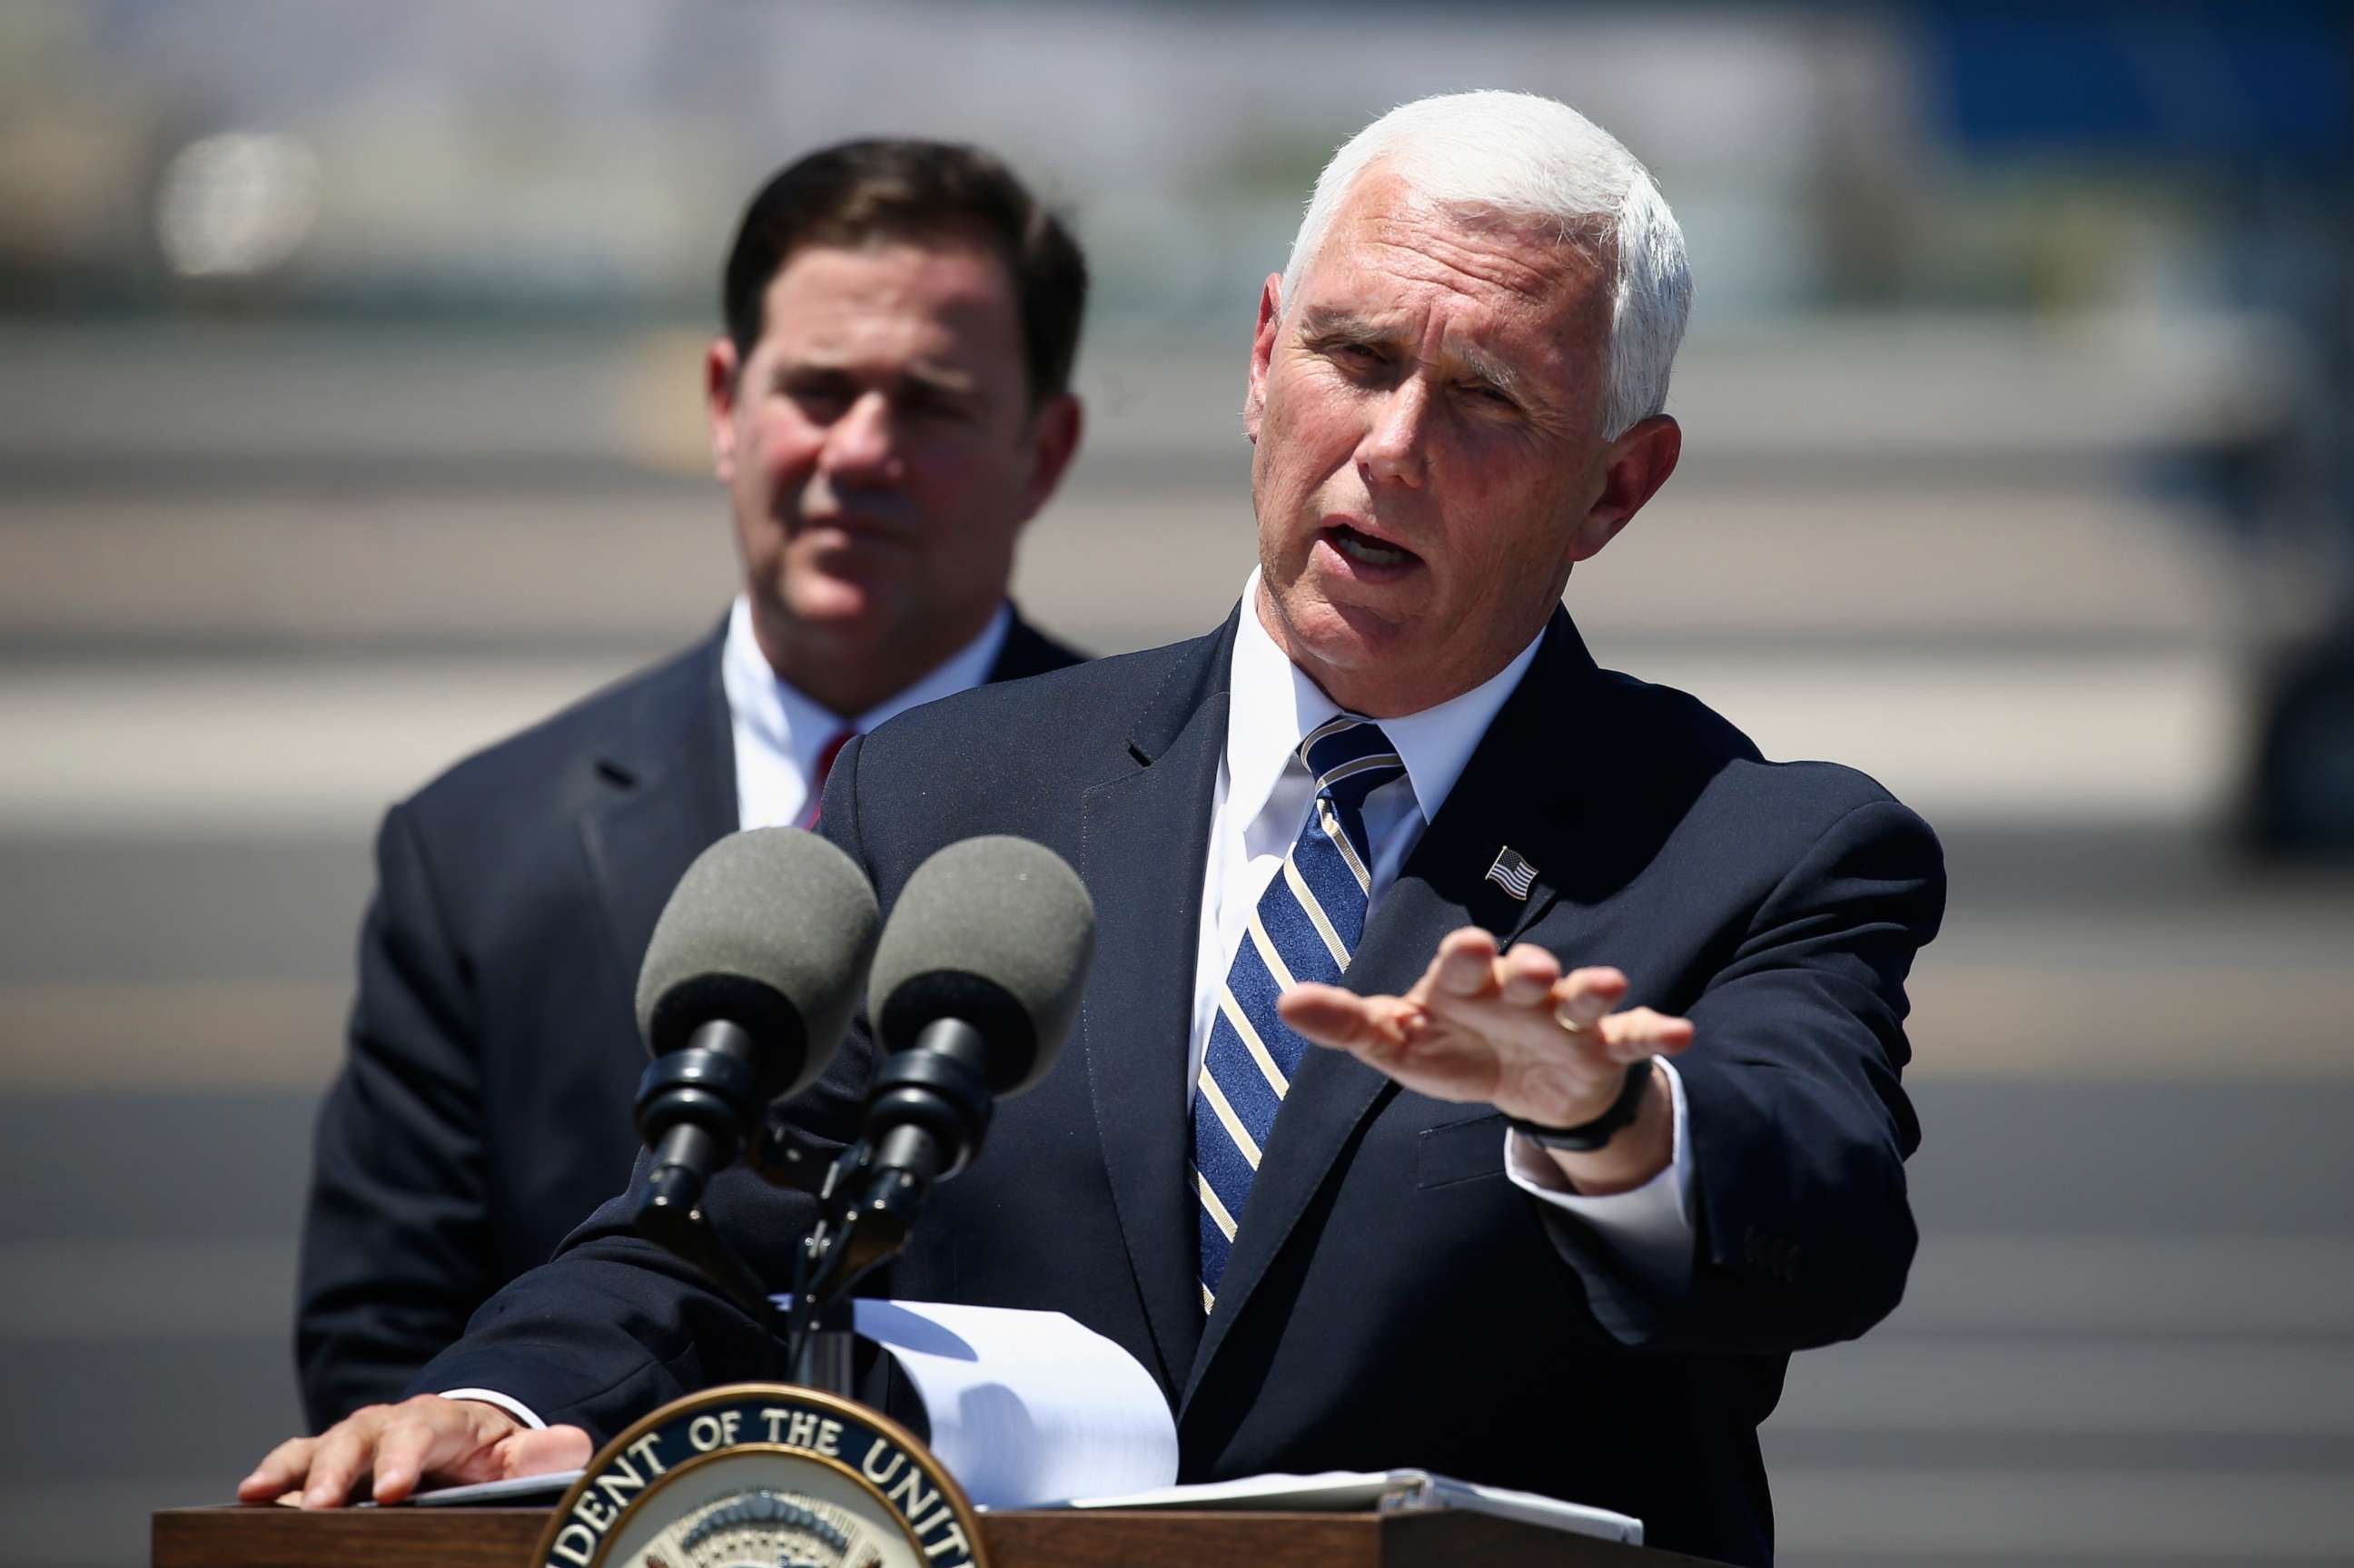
415, 606, 1943, 1566
296, 611, 1083, 1431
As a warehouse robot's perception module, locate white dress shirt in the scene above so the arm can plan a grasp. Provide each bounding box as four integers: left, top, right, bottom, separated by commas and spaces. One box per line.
721, 595, 1013, 829
1196, 572, 1694, 1301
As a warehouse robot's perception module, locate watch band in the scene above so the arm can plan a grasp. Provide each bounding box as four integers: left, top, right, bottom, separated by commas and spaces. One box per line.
1506, 1059, 1654, 1151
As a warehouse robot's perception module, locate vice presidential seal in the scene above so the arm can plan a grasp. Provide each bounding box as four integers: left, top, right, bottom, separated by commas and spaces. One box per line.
532, 1385, 984, 1568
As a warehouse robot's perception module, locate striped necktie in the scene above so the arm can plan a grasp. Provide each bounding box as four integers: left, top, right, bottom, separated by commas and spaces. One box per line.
1192, 715, 1405, 1310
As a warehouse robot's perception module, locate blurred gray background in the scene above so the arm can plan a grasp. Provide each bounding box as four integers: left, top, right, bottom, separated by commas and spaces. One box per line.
3, 3, 2351, 1565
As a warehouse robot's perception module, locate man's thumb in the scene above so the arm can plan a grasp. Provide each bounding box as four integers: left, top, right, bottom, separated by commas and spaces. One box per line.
501, 1425, 595, 1479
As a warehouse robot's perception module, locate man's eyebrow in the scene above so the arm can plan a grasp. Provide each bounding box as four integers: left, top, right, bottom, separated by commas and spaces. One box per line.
780, 358, 980, 395
899, 362, 980, 395
1294, 306, 1398, 346
1449, 341, 1524, 399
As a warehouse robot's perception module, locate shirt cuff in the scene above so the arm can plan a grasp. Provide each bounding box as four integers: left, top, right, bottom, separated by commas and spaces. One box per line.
1503, 1056, 1695, 1299
440, 1388, 545, 1431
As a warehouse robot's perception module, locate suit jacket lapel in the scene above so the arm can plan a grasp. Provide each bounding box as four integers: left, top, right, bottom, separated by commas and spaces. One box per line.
1075, 616, 1238, 1396
1426, 607, 1605, 952
1182, 606, 1603, 1409
580, 627, 739, 1011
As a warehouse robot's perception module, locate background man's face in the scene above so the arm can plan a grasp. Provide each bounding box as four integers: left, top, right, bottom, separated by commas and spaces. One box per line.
1245, 171, 1622, 717
710, 236, 1062, 695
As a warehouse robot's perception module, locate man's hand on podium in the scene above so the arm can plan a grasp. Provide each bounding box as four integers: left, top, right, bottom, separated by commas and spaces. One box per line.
237, 1395, 593, 1508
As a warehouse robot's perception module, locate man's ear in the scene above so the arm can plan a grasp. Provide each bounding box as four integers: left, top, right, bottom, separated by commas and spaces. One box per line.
705, 338, 742, 483
1017, 392, 1084, 521
1242, 273, 1283, 444
1570, 414, 1682, 562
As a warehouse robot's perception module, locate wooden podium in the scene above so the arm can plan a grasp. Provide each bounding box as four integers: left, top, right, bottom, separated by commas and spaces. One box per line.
153, 1504, 1720, 1566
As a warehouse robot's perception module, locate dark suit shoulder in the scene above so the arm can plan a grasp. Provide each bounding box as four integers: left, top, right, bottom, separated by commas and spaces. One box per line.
827, 634, 1213, 877
861, 632, 1208, 770
401, 635, 719, 833
1592, 663, 1924, 836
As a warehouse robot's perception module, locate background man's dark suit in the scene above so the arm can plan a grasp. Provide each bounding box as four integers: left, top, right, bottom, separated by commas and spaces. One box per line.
296, 612, 1082, 1431
415, 604, 1944, 1567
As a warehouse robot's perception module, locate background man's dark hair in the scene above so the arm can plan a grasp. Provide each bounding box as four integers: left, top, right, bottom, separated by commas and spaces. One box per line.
723, 138, 1088, 404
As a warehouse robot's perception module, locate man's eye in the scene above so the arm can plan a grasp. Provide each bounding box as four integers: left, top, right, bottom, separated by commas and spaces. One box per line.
783, 380, 851, 413
900, 389, 970, 419
1461, 383, 1516, 411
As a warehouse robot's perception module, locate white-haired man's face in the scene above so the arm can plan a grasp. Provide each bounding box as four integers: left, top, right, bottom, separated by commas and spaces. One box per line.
1243, 169, 1678, 718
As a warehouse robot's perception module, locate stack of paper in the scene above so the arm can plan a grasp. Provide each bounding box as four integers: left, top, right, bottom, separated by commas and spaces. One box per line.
1059, 1470, 1643, 1543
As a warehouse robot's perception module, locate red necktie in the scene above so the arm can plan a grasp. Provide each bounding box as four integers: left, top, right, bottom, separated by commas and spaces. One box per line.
800, 728, 856, 829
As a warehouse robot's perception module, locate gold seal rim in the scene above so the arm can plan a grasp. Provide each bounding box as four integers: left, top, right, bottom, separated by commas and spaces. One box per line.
528, 1380, 987, 1568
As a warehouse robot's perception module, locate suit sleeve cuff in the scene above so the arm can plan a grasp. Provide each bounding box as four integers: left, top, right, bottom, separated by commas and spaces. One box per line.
1504, 1056, 1695, 1300
440, 1388, 546, 1431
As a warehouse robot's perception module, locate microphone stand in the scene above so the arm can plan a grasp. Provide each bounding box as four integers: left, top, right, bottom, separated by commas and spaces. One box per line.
628, 1117, 903, 1399
635, 1021, 997, 1395
774, 1133, 915, 1394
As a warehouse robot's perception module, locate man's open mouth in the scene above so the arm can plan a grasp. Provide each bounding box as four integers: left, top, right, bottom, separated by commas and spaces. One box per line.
1325, 523, 1419, 569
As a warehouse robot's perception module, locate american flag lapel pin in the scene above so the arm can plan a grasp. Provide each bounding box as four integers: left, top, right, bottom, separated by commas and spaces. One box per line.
1485, 845, 1538, 901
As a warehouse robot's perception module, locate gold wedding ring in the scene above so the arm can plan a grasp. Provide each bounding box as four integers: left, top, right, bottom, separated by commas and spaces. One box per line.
1553, 1003, 1594, 1036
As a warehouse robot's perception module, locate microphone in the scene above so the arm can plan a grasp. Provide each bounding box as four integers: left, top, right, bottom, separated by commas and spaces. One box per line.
845, 834, 1094, 1253
632, 827, 882, 1221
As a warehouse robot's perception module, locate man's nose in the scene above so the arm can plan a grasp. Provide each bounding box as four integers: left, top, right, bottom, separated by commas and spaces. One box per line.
820, 390, 904, 484
1358, 379, 1430, 488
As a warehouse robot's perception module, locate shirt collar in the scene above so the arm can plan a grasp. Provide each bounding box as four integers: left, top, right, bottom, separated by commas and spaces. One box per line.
723, 595, 1012, 774
1224, 567, 1547, 829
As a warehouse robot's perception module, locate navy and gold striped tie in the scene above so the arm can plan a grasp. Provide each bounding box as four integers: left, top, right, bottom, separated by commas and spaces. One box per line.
1192, 716, 1405, 1311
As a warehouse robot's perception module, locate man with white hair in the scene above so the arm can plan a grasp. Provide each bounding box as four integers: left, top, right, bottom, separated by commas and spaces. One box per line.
245, 92, 1941, 1566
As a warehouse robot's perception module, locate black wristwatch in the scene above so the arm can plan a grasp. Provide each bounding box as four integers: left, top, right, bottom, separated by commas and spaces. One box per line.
1507, 1060, 1655, 1151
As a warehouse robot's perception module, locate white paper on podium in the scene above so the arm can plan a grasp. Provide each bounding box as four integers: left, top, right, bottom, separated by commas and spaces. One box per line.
1060, 1469, 1643, 1543
796, 1297, 1180, 1509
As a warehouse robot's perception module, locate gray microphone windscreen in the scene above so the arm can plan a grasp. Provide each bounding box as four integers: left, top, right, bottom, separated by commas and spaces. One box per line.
866, 835, 1095, 1095
635, 827, 882, 1101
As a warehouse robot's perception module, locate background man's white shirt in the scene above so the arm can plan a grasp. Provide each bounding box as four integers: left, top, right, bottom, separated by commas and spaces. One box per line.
721, 594, 1012, 829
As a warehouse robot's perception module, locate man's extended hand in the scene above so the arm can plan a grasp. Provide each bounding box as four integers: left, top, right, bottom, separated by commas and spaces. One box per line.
1277, 927, 1693, 1193
236, 1395, 592, 1509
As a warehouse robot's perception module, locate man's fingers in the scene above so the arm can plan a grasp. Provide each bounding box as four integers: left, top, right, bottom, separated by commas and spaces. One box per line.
1280, 984, 1429, 1069
368, 1420, 440, 1505
1278, 982, 1392, 1051
1551, 966, 1627, 1030
298, 1410, 383, 1509
1497, 943, 1561, 1007
238, 1436, 315, 1504
247, 1396, 529, 1511
1599, 1006, 1695, 1058
504, 1425, 596, 1479
365, 1397, 507, 1504
1429, 928, 1500, 999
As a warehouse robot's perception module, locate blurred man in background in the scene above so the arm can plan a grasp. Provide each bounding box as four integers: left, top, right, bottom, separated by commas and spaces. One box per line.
292, 138, 1089, 1428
